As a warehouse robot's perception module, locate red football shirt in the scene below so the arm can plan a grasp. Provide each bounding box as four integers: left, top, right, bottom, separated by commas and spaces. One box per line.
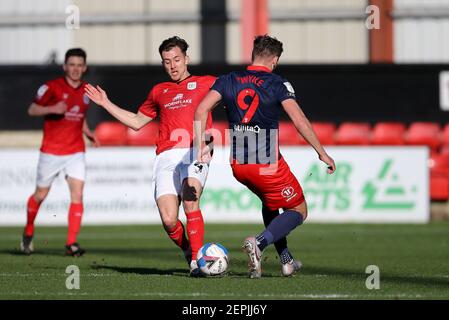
34, 77, 89, 155
138, 75, 216, 155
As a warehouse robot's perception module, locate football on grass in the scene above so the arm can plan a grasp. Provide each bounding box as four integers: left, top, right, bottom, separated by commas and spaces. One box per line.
196, 242, 229, 276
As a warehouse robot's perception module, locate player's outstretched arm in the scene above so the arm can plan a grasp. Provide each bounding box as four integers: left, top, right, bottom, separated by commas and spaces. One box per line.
84, 84, 152, 131
282, 98, 336, 174
194, 90, 222, 162
27, 101, 67, 117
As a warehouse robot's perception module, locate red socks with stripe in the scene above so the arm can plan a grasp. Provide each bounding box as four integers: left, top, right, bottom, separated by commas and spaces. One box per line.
24, 195, 41, 236
185, 210, 204, 260
166, 220, 190, 252
67, 203, 84, 245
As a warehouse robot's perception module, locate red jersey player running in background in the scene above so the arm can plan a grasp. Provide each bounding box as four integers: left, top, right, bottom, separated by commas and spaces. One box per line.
22, 48, 98, 257
195, 35, 336, 278
85, 36, 215, 276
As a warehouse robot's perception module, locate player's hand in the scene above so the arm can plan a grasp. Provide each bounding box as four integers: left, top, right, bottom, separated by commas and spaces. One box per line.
319, 153, 336, 174
85, 133, 100, 147
52, 101, 67, 115
84, 84, 109, 107
197, 144, 212, 163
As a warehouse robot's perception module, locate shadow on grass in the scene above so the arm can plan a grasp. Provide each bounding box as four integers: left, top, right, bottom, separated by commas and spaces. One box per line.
303, 265, 449, 290
91, 264, 188, 276
1, 247, 181, 258
3, 248, 64, 257
90, 264, 275, 279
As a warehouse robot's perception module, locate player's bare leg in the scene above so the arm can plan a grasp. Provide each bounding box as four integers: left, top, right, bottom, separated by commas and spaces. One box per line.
289, 201, 308, 221
157, 195, 191, 266
65, 177, 85, 256
21, 186, 50, 255
181, 177, 205, 276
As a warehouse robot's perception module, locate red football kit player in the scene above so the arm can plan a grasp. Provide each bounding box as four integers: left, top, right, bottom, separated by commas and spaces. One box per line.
21, 48, 98, 257
196, 35, 336, 278
85, 36, 215, 277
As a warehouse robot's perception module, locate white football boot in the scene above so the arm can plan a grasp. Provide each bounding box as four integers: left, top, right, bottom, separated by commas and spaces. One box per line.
281, 259, 302, 277
242, 236, 262, 279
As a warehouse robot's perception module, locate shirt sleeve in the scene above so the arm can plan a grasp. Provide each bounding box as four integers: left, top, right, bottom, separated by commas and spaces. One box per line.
211, 75, 227, 96
275, 78, 297, 103
208, 75, 217, 88
33, 82, 54, 106
138, 87, 159, 119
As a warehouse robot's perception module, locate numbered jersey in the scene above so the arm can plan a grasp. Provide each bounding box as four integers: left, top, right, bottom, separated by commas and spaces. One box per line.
211, 65, 296, 164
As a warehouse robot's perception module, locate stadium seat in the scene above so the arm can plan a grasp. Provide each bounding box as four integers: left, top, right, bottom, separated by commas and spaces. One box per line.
440, 144, 449, 156
371, 122, 406, 145
278, 122, 305, 145
430, 175, 449, 201
312, 122, 336, 145
429, 153, 449, 176
404, 122, 441, 150
428, 152, 449, 200
440, 123, 449, 149
126, 121, 159, 146
335, 122, 371, 145
208, 121, 229, 145
94, 121, 128, 146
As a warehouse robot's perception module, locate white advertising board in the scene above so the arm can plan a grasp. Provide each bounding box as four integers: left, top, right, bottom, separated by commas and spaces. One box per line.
0, 146, 429, 225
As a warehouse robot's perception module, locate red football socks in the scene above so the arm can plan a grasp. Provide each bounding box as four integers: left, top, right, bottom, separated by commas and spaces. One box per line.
24, 195, 41, 236
185, 210, 205, 260
166, 220, 190, 251
67, 203, 84, 245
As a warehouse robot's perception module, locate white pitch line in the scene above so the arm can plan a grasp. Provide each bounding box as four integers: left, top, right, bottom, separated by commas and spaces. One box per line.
2, 291, 448, 299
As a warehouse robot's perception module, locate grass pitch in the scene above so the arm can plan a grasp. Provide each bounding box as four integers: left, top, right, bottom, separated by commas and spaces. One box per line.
0, 223, 448, 300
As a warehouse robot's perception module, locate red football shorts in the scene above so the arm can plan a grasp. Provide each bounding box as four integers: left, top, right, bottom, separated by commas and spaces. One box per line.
231, 157, 305, 211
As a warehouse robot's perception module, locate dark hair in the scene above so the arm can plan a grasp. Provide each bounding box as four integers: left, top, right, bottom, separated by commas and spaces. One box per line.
158, 36, 189, 56
65, 48, 87, 64
251, 35, 283, 61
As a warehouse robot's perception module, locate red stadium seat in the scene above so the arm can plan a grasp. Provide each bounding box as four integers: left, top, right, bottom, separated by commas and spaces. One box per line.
371, 122, 406, 145
404, 122, 441, 150
440, 144, 449, 156
429, 153, 449, 176
430, 175, 449, 201
440, 123, 449, 149
126, 121, 159, 146
428, 152, 449, 200
312, 122, 336, 145
335, 122, 371, 145
208, 121, 229, 145
278, 122, 305, 145
95, 121, 128, 146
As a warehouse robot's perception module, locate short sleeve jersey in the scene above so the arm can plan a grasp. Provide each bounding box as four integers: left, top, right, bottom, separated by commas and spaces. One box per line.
211, 65, 296, 164
138, 75, 216, 155
34, 77, 90, 155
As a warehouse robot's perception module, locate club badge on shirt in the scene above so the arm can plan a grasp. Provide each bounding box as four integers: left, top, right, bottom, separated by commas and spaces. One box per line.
36, 84, 48, 98
187, 82, 197, 90
83, 93, 90, 105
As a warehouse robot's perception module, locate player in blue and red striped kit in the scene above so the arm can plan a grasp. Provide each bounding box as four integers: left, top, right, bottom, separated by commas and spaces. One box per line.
195, 35, 336, 278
